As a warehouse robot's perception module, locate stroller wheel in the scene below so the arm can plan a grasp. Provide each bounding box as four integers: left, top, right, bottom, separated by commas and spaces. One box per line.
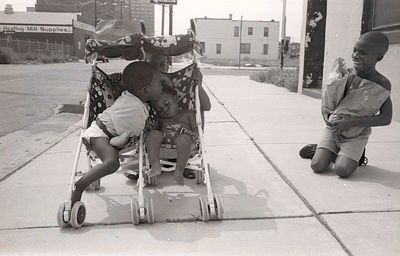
130, 198, 140, 225
145, 197, 155, 224
70, 201, 86, 229
213, 194, 224, 220
199, 195, 210, 222
57, 201, 70, 228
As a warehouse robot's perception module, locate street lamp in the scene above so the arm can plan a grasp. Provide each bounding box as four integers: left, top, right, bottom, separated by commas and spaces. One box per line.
280, 0, 287, 69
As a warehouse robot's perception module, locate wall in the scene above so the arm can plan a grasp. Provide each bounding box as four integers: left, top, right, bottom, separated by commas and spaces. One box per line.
322, 0, 363, 91
377, 44, 400, 121
196, 18, 279, 61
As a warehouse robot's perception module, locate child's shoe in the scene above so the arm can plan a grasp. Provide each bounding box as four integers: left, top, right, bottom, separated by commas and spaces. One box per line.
299, 144, 317, 159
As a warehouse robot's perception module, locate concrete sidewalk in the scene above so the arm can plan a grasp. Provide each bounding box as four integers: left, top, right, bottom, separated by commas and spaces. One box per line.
0, 75, 399, 255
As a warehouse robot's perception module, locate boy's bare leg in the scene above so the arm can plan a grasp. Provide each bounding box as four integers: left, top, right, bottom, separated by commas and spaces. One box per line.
311, 148, 335, 173
146, 130, 163, 177
71, 137, 120, 205
174, 134, 192, 185
334, 155, 358, 178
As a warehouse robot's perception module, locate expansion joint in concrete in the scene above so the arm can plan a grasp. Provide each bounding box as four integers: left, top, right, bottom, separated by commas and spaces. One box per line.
205, 83, 354, 256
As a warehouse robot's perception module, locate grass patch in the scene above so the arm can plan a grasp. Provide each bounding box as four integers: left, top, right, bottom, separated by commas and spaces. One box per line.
0, 47, 78, 64
250, 67, 299, 92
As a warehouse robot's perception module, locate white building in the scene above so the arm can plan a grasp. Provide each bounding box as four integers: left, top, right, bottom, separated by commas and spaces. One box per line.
195, 15, 279, 62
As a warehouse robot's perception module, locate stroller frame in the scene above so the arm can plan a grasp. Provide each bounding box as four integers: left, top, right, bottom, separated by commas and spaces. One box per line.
57, 19, 223, 228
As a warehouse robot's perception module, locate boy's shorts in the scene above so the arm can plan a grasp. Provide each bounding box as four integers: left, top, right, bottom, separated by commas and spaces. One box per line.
317, 126, 371, 162
82, 121, 110, 148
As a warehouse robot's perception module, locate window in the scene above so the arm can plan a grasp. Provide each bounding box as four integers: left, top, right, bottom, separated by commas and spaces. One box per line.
234, 26, 239, 37
263, 44, 268, 55
248, 27, 253, 35
199, 42, 206, 53
240, 43, 251, 54
264, 27, 269, 37
362, 0, 400, 43
216, 44, 221, 54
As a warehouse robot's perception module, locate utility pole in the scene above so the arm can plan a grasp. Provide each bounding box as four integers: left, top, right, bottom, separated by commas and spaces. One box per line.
120, 0, 123, 20
280, 0, 287, 69
161, 5, 165, 35
128, 0, 131, 21
94, 0, 97, 26
168, 4, 173, 35
238, 15, 243, 69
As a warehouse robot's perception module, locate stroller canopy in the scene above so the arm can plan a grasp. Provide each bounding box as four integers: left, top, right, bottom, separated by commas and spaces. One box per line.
85, 32, 200, 60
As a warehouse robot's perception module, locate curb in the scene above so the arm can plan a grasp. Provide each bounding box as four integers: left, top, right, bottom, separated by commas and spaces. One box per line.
0, 120, 82, 183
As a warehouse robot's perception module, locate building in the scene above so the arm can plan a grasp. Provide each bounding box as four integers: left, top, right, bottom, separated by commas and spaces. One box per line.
35, 0, 154, 34
0, 4, 94, 58
195, 15, 280, 62
297, 0, 400, 121
130, 0, 155, 35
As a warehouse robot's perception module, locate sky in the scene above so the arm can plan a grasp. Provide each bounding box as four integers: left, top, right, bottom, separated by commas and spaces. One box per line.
1, 0, 303, 42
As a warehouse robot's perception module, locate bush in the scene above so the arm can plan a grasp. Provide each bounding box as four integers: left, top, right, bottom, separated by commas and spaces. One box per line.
250, 67, 299, 92
0, 47, 16, 64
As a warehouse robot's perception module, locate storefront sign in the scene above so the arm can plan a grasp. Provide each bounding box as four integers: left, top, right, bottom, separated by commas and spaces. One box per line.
73, 20, 95, 32
150, 0, 177, 5
0, 24, 73, 34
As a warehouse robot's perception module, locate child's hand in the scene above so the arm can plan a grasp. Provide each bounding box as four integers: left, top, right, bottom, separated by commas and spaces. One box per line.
321, 108, 333, 126
330, 116, 355, 131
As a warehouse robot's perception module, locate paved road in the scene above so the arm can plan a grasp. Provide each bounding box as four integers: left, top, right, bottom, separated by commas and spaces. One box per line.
0, 62, 89, 137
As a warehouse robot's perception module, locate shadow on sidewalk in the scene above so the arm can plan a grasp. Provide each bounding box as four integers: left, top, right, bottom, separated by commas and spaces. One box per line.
345, 165, 400, 190
78, 167, 277, 241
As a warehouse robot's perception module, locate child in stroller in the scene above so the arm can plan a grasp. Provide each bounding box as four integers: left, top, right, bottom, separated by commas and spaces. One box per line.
146, 85, 198, 185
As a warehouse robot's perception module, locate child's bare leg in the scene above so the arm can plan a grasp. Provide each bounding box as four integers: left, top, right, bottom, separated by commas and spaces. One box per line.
174, 134, 192, 185
334, 155, 358, 178
311, 148, 335, 173
71, 137, 119, 205
146, 130, 163, 177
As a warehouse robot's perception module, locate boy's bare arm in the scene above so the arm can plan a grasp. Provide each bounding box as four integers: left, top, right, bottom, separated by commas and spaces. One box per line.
332, 97, 392, 131
357, 97, 392, 127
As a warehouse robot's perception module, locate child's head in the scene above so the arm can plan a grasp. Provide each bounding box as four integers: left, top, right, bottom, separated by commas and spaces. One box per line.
151, 86, 180, 118
122, 61, 162, 102
149, 54, 169, 72
352, 31, 389, 72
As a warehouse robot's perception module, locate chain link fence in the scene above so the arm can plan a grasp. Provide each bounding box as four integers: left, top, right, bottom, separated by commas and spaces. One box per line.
0, 38, 73, 56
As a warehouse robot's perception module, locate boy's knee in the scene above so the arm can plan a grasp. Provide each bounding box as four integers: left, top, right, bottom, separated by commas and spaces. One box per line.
311, 160, 327, 173
104, 159, 120, 174
174, 134, 192, 147
334, 165, 355, 178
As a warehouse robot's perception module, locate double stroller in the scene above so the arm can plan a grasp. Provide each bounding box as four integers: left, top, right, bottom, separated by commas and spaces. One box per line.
57, 20, 223, 228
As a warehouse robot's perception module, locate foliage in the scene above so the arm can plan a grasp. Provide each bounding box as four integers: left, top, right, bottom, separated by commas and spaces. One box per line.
0, 47, 78, 64
250, 67, 299, 92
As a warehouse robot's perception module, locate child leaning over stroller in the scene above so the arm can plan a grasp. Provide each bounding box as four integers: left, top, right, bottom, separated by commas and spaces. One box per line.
71, 61, 163, 207
146, 85, 198, 185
